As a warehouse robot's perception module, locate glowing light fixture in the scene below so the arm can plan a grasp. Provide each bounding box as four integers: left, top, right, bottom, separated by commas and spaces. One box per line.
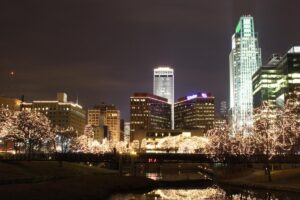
187, 94, 197, 100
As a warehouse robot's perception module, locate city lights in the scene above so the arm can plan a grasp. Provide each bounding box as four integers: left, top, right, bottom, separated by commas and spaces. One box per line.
187, 94, 197, 100
230, 15, 262, 129
1, 3, 300, 199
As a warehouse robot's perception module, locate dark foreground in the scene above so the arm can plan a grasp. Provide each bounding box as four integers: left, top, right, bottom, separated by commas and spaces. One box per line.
1, 161, 300, 199
0, 161, 215, 199
0, 161, 157, 199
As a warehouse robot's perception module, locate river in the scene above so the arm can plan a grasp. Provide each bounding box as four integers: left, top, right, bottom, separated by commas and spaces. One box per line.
108, 186, 300, 200
108, 163, 300, 200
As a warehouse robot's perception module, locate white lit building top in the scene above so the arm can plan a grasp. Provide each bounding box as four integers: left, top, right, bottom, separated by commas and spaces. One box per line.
287, 46, 300, 54
153, 66, 174, 129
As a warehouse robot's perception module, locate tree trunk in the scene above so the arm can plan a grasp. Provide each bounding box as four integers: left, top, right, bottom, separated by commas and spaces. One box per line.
267, 164, 272, 182
27, 140, 32, 161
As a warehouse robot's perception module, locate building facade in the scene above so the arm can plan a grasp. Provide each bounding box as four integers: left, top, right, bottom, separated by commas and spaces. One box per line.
124, 122, 130, 144
220, 101, 228, 118
174, 92, 215, 133
274, 47, 300, 106
252, 54, 282, 108
89, 104, 121, 142
22, 93, 86, 135
0, 96, 21, 111
87, 109, 107, 142
134, 129, 189, 152
229, 15, 262, 128
153, 67, 174, 129
130, 93, 171, 141
253, 47, 300, 108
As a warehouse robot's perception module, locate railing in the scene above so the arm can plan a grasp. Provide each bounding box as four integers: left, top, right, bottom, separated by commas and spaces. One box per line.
1, 153, 300, 163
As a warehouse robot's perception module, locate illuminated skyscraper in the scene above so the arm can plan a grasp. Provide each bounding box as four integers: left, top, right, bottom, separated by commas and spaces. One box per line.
229, 15, 262, 128
153, 66, 174, 129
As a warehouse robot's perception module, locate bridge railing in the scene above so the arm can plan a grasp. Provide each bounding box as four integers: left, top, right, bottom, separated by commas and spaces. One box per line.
1, 152, 300, 163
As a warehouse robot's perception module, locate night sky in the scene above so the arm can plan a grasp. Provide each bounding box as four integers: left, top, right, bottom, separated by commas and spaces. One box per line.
1, 0, 300, 120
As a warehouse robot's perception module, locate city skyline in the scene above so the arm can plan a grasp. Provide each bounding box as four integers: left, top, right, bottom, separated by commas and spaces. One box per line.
1, 1, 300, 121
0, 2, 300, 199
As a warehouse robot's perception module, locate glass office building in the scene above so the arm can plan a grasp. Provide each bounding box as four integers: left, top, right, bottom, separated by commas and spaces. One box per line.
252, 54, 282, 108
253, 47, 300, 108
229, 15, 262, 128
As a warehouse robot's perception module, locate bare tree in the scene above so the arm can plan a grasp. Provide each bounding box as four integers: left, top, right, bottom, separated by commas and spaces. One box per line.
15, 110, 54, 158
54, 126, 77, 153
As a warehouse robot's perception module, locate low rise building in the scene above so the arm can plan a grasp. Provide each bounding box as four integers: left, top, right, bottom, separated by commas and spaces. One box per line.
0, 96, 22, 111
22, 93, 86, 135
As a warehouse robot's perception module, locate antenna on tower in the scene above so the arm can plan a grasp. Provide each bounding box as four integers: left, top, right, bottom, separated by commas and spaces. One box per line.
76, 92, 79, 104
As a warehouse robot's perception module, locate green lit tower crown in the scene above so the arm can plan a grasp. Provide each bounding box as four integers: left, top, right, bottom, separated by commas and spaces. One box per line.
229, 15, 262, 129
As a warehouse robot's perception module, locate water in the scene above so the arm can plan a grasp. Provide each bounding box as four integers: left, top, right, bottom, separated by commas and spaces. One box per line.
109, 163, 300, 200
134, 163, 210, 181
108, 186, 300, 200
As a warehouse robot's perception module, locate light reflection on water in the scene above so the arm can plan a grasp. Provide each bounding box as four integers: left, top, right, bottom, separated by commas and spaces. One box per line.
108, 186, 299, 200
147, 187, 228, 200
112, 164, 299, 200
145, 172, 162, 180
109, 187, 227, 200
144, 172, 207, 181
135, 163, 206, 179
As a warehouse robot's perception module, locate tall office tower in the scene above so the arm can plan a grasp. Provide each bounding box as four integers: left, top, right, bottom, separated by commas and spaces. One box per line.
174, 92, 215, 133
124, 122, 130, 144
130, 93, 171, 141
153, 66, 174, 129
229, 15, 262, 128
22, 93, 86, 135
220, 101, 228, 118
120, 119, 124, 141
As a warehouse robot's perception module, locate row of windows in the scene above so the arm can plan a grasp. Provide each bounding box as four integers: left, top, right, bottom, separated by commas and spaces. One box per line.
31, 107, 70, 111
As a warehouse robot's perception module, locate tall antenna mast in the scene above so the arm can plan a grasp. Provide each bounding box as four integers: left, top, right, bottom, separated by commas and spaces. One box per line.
76, 92, 79, 104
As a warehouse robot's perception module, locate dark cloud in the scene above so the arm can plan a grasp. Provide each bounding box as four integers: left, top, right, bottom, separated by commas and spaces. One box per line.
0, 0, 300, 120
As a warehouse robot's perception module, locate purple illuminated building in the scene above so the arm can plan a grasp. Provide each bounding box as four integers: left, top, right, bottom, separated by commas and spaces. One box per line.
174, 92, 215, 133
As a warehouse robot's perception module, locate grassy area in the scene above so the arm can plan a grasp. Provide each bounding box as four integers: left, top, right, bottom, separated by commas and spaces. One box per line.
0, 161, 115, 180
0, 161, 155, 199
214, 164, 254, 180
236, 168, 300, 186
216, 165, 300, 192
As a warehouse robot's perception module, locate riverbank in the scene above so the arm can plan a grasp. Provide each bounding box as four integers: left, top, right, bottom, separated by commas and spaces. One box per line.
215, 165, 300, 193
0, 161, 156, 199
